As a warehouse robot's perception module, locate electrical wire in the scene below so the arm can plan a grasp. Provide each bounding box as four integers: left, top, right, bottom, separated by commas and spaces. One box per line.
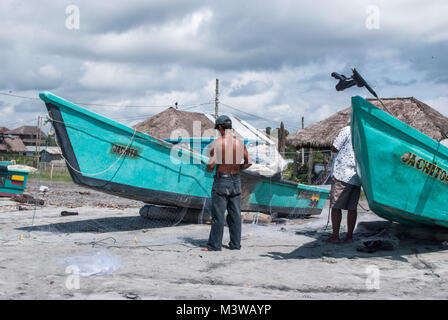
1, 90, 306, 131
220, 102, 303, 131
0, 91, 213, 109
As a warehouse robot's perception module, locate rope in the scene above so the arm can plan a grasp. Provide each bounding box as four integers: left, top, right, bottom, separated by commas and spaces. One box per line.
324, 205, 331, 232
47, 117, 207, 163
47, 117, 151, 144
377, 97, 393, 115
49, 118, 137, 177
27, 118, 45, 238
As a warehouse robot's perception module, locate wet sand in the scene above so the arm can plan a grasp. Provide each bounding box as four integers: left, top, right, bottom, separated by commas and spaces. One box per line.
0, 180, 447, 300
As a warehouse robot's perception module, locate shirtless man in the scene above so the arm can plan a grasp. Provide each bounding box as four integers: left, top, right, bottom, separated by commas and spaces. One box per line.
202, 115, 252, 251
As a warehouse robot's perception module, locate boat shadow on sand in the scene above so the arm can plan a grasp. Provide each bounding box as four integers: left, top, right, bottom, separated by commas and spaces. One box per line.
16, 216, 189, 233
262, 221, 448, 263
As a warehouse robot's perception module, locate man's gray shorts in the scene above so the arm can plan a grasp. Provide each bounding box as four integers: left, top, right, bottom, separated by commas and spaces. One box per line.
330, 178, 361, 211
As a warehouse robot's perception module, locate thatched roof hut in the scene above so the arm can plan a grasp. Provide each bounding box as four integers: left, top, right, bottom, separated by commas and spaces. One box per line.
134, 107, 214, 140
6, 125, 46, 137
5, 125, 47, 146
0, 136, 27, 153
287, 97, 448, 149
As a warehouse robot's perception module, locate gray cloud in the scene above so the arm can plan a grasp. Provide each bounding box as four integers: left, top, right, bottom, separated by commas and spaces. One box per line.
383, 77, 417, 87
228, 80, 272, 97
0, 0, 447, 133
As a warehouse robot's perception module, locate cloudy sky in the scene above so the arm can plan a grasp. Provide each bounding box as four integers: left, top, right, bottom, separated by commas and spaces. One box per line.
0, 0, 447, 133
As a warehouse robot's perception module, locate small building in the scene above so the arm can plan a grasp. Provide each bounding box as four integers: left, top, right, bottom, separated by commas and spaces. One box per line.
25, 146, 40, 157
5, 126, 46, 146
39, 147, 62, 162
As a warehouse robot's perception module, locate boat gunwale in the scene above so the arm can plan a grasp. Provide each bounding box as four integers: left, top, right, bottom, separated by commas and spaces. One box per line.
39, 91, 210, 165
40, 92, 329, 195
351, 96, 448, 227
351, 95, 448, 158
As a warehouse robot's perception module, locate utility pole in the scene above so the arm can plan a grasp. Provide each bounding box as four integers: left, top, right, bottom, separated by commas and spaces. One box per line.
279, 121, 286, 153
301, 116, 305, 164
214, 78, 219, 119
34, 116, 41, 167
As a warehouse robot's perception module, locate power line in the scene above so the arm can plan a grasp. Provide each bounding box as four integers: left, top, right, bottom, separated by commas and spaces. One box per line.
219, 102, 302, 131
0, 92, 213, 109
0, 92, 40, 101
0, 115, 47, 128
0, 91, 305, 131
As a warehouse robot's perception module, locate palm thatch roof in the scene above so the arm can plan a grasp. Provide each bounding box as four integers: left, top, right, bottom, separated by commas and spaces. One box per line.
287, 97, 448, 148
134, 107, 214, 140
0, 136, 27, 153
5, 125, 46, 137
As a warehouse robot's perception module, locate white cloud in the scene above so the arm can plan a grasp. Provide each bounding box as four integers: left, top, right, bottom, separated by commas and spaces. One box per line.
425, 96, 448, 115
0, 0, 447, 134
38, 64, 60, 80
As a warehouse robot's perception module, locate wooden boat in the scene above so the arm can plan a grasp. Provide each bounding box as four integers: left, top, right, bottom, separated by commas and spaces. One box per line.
39, 92, 329, 216
0, 161, 30, 197
351, 96, 448, 227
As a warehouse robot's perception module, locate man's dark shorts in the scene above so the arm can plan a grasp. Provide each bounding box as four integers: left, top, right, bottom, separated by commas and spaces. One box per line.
330, 178, 361, 210
206, 173, 242, 251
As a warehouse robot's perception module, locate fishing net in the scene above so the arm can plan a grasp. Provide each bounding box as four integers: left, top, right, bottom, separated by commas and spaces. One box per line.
1, 149, 333, 244
0, 107, 335, 263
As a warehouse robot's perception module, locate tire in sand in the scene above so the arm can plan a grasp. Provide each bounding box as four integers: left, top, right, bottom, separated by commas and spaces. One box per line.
139, 204, 211, 226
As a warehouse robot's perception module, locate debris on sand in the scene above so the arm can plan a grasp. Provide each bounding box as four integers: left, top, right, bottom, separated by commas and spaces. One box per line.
241, 212, 271, 224
11, 194, 44, 206
61, 248, 121, 277
356, 240, 397, 253
61, 211, 78, 217
124, 292, 140, 300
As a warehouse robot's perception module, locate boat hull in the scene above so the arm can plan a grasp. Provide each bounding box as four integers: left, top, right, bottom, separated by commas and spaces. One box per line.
40, 92, 329, 216
351, 96, 448, 227
0, 162, 29, 197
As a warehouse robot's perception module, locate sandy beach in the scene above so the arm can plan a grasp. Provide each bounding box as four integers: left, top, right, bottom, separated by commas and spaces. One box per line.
0, 179, 447, 300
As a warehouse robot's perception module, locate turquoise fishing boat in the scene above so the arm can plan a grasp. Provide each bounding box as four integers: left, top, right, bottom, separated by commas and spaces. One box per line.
39, 92, 329, 216
0, 161, 30, 197
351, 96, 448, 227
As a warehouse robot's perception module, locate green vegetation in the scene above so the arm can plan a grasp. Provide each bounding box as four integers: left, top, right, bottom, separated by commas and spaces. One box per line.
283, 162, 314, 184
282, 150, 329, 184
0, 154, 35, 166
29, 171, 73, 182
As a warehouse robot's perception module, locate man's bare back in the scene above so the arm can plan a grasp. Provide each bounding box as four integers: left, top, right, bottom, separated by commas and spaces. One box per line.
206, 131, 252, 174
